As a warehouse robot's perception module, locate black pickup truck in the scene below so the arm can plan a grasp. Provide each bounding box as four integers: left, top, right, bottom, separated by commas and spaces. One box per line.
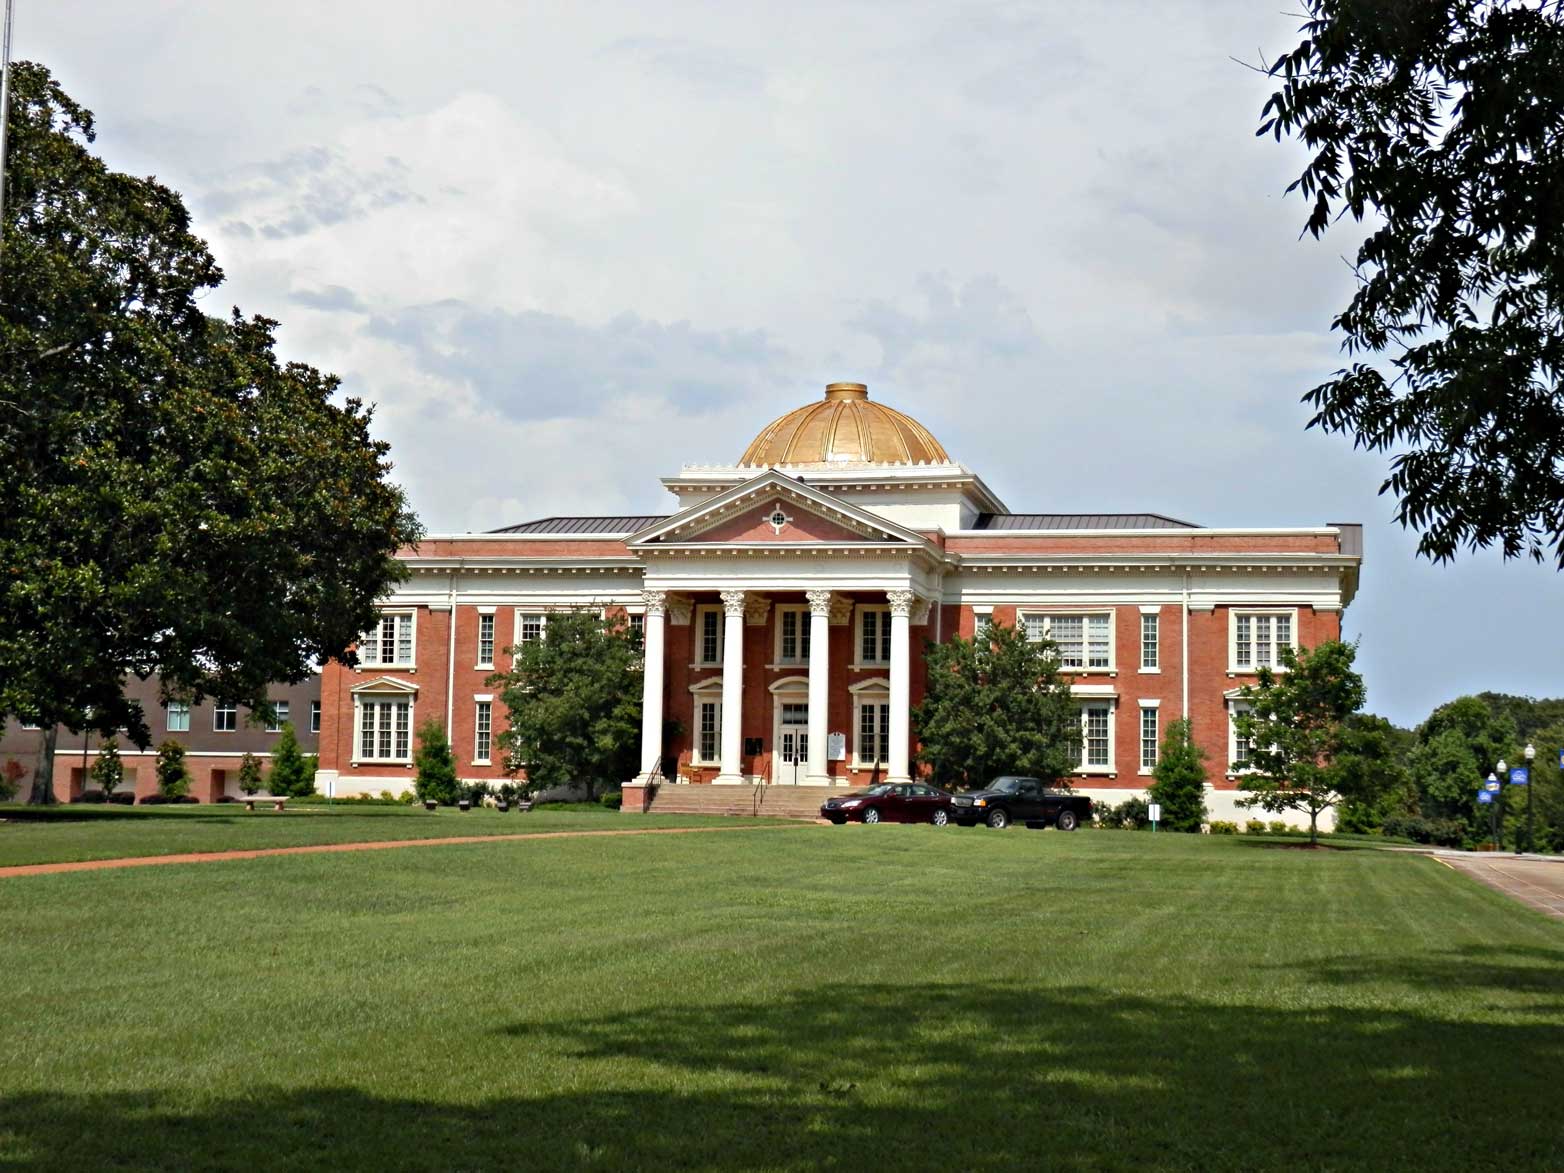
950, 776, 1092, 830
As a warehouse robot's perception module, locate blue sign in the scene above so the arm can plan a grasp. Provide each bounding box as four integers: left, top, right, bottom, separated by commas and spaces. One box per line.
1509, 767, 1530, 786
1559, 749, 1563, 769
1478, 791, 1493, 805
1484, 780, 1501, 793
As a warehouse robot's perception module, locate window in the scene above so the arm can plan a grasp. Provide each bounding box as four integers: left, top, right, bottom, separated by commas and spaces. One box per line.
776, 606, 812, 664
696, 606, 723, 666
310, 701, 322, 734
1140, 613, 1159, 670
474, 701, 492, 764
1140, 706, 1159, 772
1230, 702, 1254, 770
854, 697, 891, 767
362, 612, 415, 668
1081, 703, 1111, 768
477, 613, 495, 667
858, 607, 891, 664
628, 612, 645, 639
1024, 612, 1113, 670
1232, 610, 1294, 671
214, 702, 237, 733
517, 612, 546, 645
357, 697, 412, 763
265, 700, 289, 733
695, 700, 722, 764
166, 701, 190, 732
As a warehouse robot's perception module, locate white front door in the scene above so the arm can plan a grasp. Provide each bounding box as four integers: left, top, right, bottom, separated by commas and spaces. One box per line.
773, 700, 809, 785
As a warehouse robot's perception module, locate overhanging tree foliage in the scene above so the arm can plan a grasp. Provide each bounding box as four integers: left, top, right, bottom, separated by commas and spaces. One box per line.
914, 619, 1081, 790
492, 610, 642, 801
1259, 2, 1564, 563
0, 63, 420, 802
1147, 718, 1208, 832
1234, 641, 1372, 843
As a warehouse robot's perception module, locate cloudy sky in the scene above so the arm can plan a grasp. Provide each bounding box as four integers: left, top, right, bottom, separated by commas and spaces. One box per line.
28, 1, 1563, 727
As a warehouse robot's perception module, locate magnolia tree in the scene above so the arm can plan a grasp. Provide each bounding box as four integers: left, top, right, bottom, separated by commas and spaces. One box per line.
1234, 641, 1372, 843
914, 619, 1081, 790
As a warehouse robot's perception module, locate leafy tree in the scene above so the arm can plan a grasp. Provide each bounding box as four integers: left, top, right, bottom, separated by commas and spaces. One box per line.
89, 736, 123, 797
266, 723, 314, 797
492, 610, 642, 801
412, 718, 461, 806
236, 752, 264, 797
1147, 719, 1208, 832
914, 619, 1081, 790
154, 741, 190, 799
0, 63, 420, 803
1258, 2, 1564, 564
1234, 641, 1370, 843
1408, 696, 1517, 842
1334, 714, 1417, 832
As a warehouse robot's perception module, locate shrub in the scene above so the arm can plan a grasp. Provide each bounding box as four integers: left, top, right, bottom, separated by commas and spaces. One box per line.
1244, 819, 1268, 835
140, 793, 198, 805
90, 738, 124, 797
0, 758, 24, 801
155, 741, 190, 798
237, 752, 264, 796
1148, 718, 1208, 831
1269, 820, 1290, 835
108, 790, 135, 805
413, 719, 461, 806
397, 790, 417, 805
599, 790, 623, 810
1209, 820, 1238, 835
1108, 796, 1150, 830
466, 780, 493, 805
73, 790, 108, 804
268, 724, 314, 797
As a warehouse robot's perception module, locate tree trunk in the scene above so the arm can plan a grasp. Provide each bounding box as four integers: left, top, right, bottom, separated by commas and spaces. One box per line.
1309, 807, 1319, 845
27, 726, 58, 805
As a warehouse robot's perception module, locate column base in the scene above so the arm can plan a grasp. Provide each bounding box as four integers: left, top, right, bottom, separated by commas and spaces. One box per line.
713, 773, 747, 785
803, 772, 833, 787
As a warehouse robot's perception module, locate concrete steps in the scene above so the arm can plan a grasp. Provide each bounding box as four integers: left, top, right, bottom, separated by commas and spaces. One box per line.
643, 783, 841, 820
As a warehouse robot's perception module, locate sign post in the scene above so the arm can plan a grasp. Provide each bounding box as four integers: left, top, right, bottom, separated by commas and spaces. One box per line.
1478, 787, 1496, 848
1147, 802, 1161, 833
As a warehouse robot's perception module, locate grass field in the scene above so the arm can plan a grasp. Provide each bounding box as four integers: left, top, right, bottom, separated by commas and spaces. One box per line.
3, 824, 1562, 1171
0, 803, 781, 868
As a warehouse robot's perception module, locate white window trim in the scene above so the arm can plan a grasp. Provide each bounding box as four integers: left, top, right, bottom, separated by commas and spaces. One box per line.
1138, 702, 1160, 775
514, 609, 549, 648
1228, 607, 1298, 675
213, 702, 238, 733
475, 609, 497, 670
1019, 608, 1117, 674
850, 684, 892, 770
852, 605, 892, 668
1138, 609, 1160, 673
690, 686, 723, 766
309, 701, 322, 735
970, 607, 993, 636
692, 604, 725, 668
1075, 699, 1117, 776
473, 696, 493, 766
165, 701, 191, 733
264, 700, 290, 734
360, 610, 417, 670
773, 604, 813, 667
351, 690, 416, 766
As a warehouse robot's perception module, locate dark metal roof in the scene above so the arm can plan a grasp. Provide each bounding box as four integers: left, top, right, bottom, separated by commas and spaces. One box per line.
973, 513, 1200, 531
489, 516, 669, 535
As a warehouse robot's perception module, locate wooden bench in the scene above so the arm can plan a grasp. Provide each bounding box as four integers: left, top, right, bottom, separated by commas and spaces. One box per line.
242, 797, 288, 812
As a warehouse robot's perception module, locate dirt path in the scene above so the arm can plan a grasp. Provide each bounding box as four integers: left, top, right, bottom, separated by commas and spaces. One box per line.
0, 822, 810, 880
1437, 855, 1564, 921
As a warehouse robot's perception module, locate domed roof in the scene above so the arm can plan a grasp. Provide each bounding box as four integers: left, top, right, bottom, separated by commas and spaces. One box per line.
739, 383, 950, 467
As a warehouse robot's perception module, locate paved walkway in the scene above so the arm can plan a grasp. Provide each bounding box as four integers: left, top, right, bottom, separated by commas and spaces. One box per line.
1430, 853, 1564, 921
0, 823, 808, 880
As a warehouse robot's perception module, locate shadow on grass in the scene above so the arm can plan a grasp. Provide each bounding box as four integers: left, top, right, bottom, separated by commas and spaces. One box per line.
5, 977, 1563, 1170
1286, 943, 1564, 996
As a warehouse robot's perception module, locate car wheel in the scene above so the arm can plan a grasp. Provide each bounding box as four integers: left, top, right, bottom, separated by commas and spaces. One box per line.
862, 808, 881, 824
931, 808, 949, 827
986, 808, 1010, 830
1056, 810, 1079, 832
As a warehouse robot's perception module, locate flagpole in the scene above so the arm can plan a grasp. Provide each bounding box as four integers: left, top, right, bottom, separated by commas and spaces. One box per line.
0, 0, 15, 284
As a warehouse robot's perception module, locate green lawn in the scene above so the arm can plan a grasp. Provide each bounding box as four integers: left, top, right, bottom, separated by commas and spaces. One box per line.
3, 828, 1561, 1171
0, 803, 778, 867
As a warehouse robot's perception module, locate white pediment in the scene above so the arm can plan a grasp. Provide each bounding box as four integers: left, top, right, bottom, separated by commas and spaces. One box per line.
350, 676, 420, 695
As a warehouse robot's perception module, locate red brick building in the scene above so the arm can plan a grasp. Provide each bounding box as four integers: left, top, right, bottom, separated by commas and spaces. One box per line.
317, 383, 1361, 823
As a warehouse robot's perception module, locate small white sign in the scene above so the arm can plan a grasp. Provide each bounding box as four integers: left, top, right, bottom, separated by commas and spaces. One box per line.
1147, 803, 1162, 823
827, 732, 846, 761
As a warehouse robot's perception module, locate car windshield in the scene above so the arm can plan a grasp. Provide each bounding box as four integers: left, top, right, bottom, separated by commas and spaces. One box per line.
990, 779, 1021, 794
864, 785, 896, 796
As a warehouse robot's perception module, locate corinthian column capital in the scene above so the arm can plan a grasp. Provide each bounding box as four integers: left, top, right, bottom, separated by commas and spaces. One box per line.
806, 589, 834, 617
641, 589, 668, 617
886, 589, 916, 618
719, 589, 748, 616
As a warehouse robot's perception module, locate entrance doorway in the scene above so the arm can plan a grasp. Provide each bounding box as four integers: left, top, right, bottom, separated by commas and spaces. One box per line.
773, 700, 808, 785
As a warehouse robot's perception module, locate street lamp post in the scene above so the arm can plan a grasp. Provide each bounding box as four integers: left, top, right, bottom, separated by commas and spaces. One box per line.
1524, 743, 1536, 855
1484, 773, 1500, 850
1496, 758, 1508, 851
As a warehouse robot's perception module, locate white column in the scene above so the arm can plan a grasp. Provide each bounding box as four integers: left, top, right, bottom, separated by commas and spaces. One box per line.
886, 589, 914, 784
637, 590, 667, 783
805, 589, 832, 785
715, 589, 747, 783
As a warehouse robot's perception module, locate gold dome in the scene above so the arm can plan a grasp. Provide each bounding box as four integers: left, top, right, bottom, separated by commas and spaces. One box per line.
739, 383, 950, 466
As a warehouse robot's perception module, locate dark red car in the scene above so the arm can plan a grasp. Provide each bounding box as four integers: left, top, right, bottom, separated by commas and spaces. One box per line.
820, 783, 955, 826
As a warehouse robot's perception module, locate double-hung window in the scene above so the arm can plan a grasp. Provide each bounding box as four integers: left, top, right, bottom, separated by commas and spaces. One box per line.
1140, 612, 1159, 670
1140, 705, 1159, 772
363, 612, 415, 668
855, 699, 892, 767
1229, 701, 1254, 770
858, 607, 891, 665
1080, 703, 1112, 769
166, 701, 191, 732
265, 700, 289, 733
474, 700, 492, 764
214, 702, 238, 733
628, 612, 645, 640
310, 701, 322, 734
696, 607, 723, 666
1024, 612, 1113, 671
517, 612, 546, 645
477, 612, 496, 668
777, 606, 812, 665
694, 699, 722, 764
1231, 610, 1295, 672
357, 697, 412, 763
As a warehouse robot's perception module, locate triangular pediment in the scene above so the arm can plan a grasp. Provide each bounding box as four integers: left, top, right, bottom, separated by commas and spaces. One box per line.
350, 676, 420, 695
628, 471, 931, 550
